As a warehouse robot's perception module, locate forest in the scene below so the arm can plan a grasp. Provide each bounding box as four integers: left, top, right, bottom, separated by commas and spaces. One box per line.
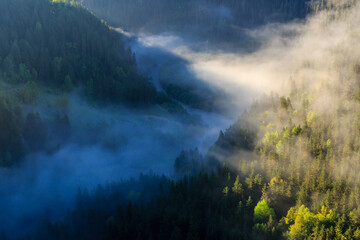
0, 0, 157, 103
2, 0, 360, 239
0, 0, 190, 166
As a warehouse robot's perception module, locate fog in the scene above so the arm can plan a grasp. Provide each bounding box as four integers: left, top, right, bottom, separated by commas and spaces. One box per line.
0, 92, 233, 236
0, 13, 289, 240
4, 1, 360, 238
178, 1, 360, 186
130, 25, 302, 111
125, 1, 360, 184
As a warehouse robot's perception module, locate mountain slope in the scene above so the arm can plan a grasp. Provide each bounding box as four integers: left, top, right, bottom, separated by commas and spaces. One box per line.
17, 2, 360, 239
0, 0, 190, 166
0, 0, 156, 104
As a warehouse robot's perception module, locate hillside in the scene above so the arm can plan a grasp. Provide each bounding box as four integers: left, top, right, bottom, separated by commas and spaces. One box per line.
0, 0, 158, 103
3, 0, 360, 239
0, 0, 190, 166
16, 1, 360, 239
80, 0, 309, 36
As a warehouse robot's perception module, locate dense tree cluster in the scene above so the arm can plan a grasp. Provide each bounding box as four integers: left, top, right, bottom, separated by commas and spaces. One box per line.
27, 78, 360, 238
20, 167, 269, 240
0, 0, 157, 104
0, 100, 23, 166
0, 96, 71, 166
0, 0, 191, 166
18, 2, 360, 239
5, 0, 360, 239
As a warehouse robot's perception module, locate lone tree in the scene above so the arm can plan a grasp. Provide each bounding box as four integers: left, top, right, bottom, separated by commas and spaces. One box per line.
254, 200, 276, 223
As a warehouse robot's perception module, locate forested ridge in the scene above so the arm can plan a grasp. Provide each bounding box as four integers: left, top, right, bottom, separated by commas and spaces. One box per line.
0, 0, 193, 166
79, 0, 309, 33
75, 0, 313, 113
0, 0, 157, 103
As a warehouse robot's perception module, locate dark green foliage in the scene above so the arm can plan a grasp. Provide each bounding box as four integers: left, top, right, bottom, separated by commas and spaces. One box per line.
19, 86, 360, 238
0, 100, 23, 166
0, 0, 157, 104
0, 0, 190, 165
156, 92, 188, 115
174, 148, 205, 178
208, 119, 256, 157
165, 84, 206, 110
279, 96, 292, 110
6, 1, 360, 239
21, 168, 270, 240
61, 75, 74, 92
22, 113, 47, 151
17, 81, 39, 104
80, 0, 309, 40
158, 60, 224, 112
0, 94, 72, 166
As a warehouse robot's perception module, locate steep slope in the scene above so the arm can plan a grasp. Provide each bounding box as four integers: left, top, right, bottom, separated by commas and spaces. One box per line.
0, 0, 190, 166
0, 0, 157, 104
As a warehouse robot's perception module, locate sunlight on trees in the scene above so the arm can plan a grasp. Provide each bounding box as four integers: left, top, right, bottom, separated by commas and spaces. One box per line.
254, 200, 276, 223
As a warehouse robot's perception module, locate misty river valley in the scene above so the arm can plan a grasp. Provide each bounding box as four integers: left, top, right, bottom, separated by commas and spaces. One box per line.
1, 0, 360, 239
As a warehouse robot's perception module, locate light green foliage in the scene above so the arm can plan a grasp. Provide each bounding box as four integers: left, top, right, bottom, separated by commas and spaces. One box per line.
276, 140, 285, 155
263, 131, 280, 146
306, 111, 317, 126
254, 200, 276, 223
307, 93, 313, 104
286, 206, 316, 239
5, 0, 360, 239
246, 173, 263, 189
223, 186, 229, 196
283, 129, 291, 139
238, 201, 243, 210
246, 196, 253, 207
292, 126, 302, 136
354, 228, 360, 239
52, 0, 65, 3
232, 176, 243, 194
266, 177, 291, 200
285, 205, 336, 239
326, 139, 332, 149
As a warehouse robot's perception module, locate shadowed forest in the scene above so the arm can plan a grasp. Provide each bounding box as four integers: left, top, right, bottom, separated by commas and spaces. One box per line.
1, 0, 360, 239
